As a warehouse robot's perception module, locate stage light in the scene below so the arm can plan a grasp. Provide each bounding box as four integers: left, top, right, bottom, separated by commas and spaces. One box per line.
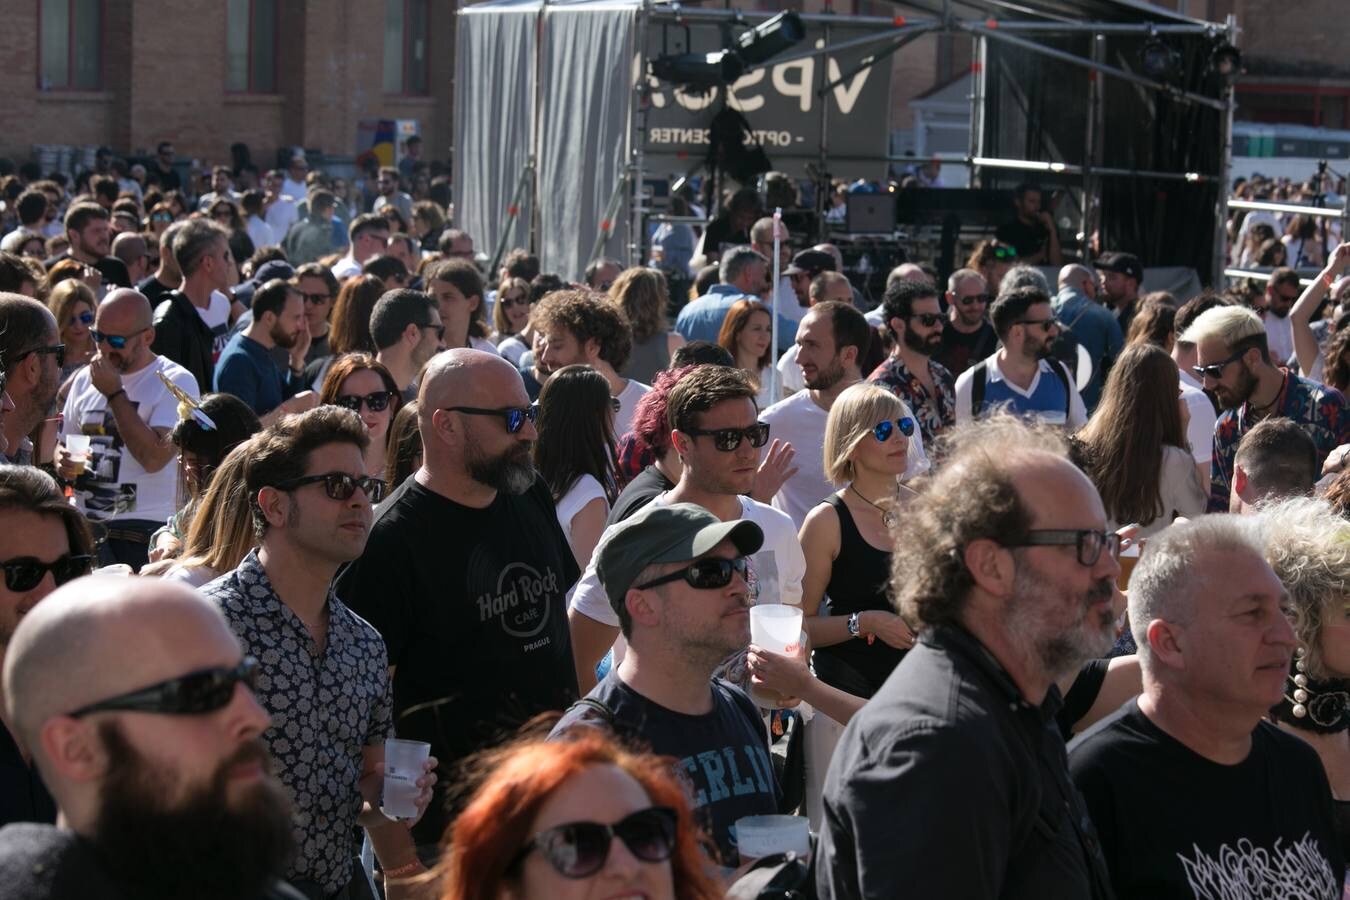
650, 50, 746, 89
1139, 36, 1180, 81
732, 11, 805, 65
1209, 42, 1241, 85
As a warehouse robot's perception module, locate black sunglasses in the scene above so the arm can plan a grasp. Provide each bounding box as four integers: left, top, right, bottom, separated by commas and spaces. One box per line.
959, 293, 992, 306
910, 313, 943, 327
499, 294, 529, 309
335, 391, 395, 413
69, 657, 259, 719
872, 418, 915, 442
1191, 346, 1250, 381
1005, 529, 1122, 567
92, 328, 149, 350
443, 404, 538, 434
16, 343, 66, 368
516, 806, 677, 879
636, 556, 749, 592
2, 554, 93, 592
270, 471, 387, 503
682, 422, 770, 452
420, 323, 446, 340
301, 292, 332, 305
1015, 318, 1059, 333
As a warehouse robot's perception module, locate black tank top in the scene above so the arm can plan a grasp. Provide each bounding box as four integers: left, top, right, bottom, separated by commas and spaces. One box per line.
813, 493, 905, 698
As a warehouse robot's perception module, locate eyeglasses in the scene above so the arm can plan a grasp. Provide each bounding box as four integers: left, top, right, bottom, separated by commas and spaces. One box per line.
959, 293, 992, 306
335, 391, 395, 413
499, 294, 529, 309
1191, 347, 1250, 381
1015, 318, 1059, 333
270, 471, 388, 503
1005, 529, 1122, 567
16, 343, 66, 368
420, 323, 446, 340
92, 328, 149, 350
1, 554, 93, 592
872, 418, 915, 442
516, 806, 677, 880
68, 657, 259, 719
991, 244, 1018, 261
636, 557, 749, 592
151, 212, 173, 223
68, 311, 95, 328
301, 292, 332, 305
681, 422, 770, 452
443, 405, 538, 434
909, 313, 943, 327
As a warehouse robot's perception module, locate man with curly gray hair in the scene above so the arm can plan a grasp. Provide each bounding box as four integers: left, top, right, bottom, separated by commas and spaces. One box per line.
816, 414, 1119, 900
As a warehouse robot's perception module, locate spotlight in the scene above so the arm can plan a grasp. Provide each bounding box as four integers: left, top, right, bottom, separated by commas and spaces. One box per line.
649, 50, 746, 90
732, 11, 805, 65
1139, 36, 1180, 81
1209, 42, 1241, 85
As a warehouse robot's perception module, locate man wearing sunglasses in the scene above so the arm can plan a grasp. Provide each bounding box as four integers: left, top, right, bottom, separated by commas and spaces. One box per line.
203, 406, 432, 897
57, 290, 201, 570
553, 503, 779, 868
371, 289, 444, 402
338, 349, 581, 860
215, 279, 318, 426
868, 278, 956, 448
1051, 263, 1123, 413
0, 466, 95, 828
935, 268, 998, 376
1182, 305, 1350, 513
0, 295, 62, 465
0, 576, 306, 899
817, 421, 1118, 900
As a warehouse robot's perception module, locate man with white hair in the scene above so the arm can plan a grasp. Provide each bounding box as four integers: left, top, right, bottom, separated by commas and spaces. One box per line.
1182, 305, 1350, 511
1069, 516, 1343, 897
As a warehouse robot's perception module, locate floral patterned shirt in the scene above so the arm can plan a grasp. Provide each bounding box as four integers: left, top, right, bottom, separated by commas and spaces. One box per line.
202, 550, 394, 894
867, 352, 957, 448
1209, 370, 1350, 512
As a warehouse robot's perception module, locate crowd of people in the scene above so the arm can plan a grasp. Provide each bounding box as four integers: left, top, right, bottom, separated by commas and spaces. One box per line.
1, 151, 1350, 900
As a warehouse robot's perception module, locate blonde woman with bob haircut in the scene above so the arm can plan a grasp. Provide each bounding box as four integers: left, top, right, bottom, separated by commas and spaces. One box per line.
610, 267, 684, 384
161, 443, 258, 588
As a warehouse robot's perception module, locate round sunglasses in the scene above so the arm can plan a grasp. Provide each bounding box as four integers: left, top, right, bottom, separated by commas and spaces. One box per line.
872, 418, 914, 443
516, 806, 678, 879
1, 554, 93, 593
636, 556, 749, 592
335, 391, 395, 413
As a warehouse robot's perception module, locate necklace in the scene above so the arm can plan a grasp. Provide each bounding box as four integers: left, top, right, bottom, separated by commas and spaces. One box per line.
1280, 646, 1350, 734
850, 483, 898, 529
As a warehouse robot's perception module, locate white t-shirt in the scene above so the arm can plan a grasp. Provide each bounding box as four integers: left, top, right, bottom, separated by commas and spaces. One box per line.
1179, 381, 1216, 465
774, 344, 805, 395
498, 335, 529, 366
615, 378, 651, 437
247, 215, 276, 251
163, 563, 221, 588
555, 474, 608, 560
196, 290, 232, 360
570, 492, 806, 629
1265, 312, 1295, 369
60, 356, 199, 524
768, 275, 807, 323
469, 336, 500, 356
265, 194, 298, 236
330, 254, 361, 281
753, 366, 776, 410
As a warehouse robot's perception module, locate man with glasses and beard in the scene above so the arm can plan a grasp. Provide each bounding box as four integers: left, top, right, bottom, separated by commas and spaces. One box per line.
955, 287, 1087, 428
0, 294, 62, 465
551, 504, 778, 868
337, 349, 580, 863
935, 268, 997, 376
1182, 305, 1350, 512
0, 465, 94, 827
816, 416, 1118, 900
868, 278, 956, 448
0, 576, 303, 899
54, 289, 200, 571
215, 279, 318, 425
202, 407, 435, 898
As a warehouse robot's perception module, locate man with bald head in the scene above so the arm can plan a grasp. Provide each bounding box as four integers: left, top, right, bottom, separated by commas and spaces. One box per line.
55, 288, 199, 570
817, 416, 1118, 899
338, 348, 580, 858
0, 576, 303, 899
1051, 262, 1123, 412
0, 293, 62, 464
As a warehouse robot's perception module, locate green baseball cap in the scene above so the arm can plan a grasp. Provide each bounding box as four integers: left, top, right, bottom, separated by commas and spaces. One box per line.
596, 502, 764, 614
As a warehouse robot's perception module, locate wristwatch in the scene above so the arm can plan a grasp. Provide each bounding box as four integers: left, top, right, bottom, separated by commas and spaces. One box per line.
847, 612, 862, 639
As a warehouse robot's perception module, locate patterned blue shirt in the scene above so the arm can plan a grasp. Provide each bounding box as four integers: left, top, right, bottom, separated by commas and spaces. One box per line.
202, 550, 394, 894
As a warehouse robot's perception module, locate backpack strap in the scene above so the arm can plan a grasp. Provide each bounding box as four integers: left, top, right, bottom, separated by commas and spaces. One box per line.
970, 360, 988, 418
1049, 360, 1073, 417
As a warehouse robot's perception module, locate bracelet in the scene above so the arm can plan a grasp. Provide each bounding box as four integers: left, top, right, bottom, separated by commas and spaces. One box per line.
1324, 271, 1336, 289
382, 860, 424, 879
107, 388, 127, 404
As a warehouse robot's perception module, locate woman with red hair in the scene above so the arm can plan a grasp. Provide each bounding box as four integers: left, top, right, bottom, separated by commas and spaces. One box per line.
439, 730, 722, 900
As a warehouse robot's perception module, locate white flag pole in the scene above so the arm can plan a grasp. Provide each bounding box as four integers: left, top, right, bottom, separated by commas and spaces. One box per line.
768, 206, 782, 406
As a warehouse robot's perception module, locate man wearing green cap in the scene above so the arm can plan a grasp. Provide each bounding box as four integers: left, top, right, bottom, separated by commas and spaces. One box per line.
550, 501, 779, 867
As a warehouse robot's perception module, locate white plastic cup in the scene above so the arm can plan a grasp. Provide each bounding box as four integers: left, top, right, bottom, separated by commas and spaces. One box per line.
735, 814, 811, 861
64, 434, 91, 477
749, 604, 804, 708
382, 738, 431, 820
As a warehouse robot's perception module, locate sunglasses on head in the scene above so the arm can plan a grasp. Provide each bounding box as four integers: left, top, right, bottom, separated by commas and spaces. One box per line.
637, 556, 749, 592
910, 313, 943, 327
959, 293, 992, 306
92, 328, 149, 350
335, 391, 395, 413
443, 404, 538, 434
68, 657, 259, 719
516, 806, 678, 880
1191, 346, 1250, 381
2, 554, 93, 593
70, 311, 95, 327
682, 422, 770, 452
270, 471, 388, 503
872, 418, 915, 442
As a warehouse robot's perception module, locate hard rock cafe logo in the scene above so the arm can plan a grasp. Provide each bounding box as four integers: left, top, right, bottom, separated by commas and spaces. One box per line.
475, 563, 559, 639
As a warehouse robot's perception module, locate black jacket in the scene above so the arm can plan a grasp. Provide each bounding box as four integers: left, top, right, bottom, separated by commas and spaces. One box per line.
151, 290, 215, 394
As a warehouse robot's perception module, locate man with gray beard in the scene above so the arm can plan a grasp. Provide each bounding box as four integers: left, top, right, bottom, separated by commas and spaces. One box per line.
817, 415, 1117, 900
336, 349, 580, 862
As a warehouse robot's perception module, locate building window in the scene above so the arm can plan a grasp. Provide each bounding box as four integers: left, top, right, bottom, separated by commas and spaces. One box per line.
384, 0, 430, 96
226, 0, 278, 93
39, 0, 102, 91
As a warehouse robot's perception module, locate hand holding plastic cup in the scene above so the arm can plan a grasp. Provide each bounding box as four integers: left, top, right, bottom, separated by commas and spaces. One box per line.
64, 434, 91, 477
736, 814, 811, 862
748, 604, 803, 708
382, 738, 432, 820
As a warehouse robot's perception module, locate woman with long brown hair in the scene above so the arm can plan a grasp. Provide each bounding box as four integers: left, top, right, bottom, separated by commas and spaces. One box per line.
610, 267, 684, 385
313, 274, 387, 388
319, 352, 403, 478
716, 298, 774, 407
1075, 343, 1207, 537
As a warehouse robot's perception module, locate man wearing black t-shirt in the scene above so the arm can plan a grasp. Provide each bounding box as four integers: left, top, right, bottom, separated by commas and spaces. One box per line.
995, 184, 1061, 266
550, 502, 777, 866
43, 203, 131, 292
935, 268, 998, 377
1070, 515, 1344, 898
337, 348, 580, 856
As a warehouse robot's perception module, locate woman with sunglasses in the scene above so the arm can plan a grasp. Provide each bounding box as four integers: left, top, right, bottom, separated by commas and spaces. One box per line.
320, 353, 404, 481
46, 279, 97, 382
534, 365, 618, 571
440, 730, 722, 900
492, 276, 533, 353
965, 239, 1017, 295
717, 298, 775, 409
145, 202, 175, 239
208, 198, 256, 269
